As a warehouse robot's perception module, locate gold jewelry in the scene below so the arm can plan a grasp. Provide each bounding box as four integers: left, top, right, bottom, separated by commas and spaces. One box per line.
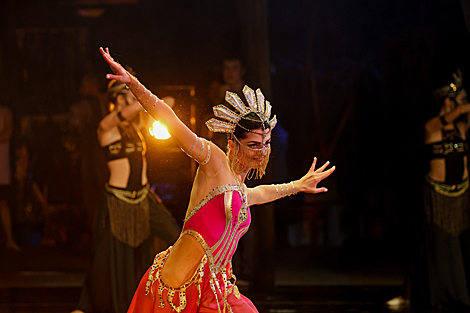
105, 183, 148, 204
433, 69, 463, 98
290, 181, 296, 195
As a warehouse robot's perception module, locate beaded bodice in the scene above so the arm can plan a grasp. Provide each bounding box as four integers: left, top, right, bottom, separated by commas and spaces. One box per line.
181, 184, 251, 275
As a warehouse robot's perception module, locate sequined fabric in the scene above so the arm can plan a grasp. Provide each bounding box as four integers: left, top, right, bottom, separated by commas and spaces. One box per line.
128, 184, 257, 312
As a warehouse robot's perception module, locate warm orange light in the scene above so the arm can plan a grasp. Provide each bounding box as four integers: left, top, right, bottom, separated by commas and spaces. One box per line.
149, 121, 171, 140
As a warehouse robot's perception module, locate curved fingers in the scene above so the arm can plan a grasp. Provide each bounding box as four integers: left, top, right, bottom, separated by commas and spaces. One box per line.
308, 157, 318, 173
314, 187, 328, 193
314, 161, 330, 173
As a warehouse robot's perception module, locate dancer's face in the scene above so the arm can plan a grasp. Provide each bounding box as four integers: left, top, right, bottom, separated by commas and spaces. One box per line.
236, 128, 272, 165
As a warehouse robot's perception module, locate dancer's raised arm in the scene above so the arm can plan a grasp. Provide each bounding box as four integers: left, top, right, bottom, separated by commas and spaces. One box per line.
100, 47, 210, 163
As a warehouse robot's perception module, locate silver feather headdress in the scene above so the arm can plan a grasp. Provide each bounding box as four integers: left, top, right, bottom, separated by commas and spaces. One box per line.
205, 85, 277, 133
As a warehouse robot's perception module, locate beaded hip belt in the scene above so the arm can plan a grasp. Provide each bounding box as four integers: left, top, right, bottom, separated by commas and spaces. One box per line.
425, 175, 469, 197
105, 183, 149, 204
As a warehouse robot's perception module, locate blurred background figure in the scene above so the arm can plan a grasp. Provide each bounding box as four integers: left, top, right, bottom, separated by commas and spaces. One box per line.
69, 73, 109, 240
73, 78, 180, 313
423, 69, 470, 310
0, 105, 20, 251
219, 55, 247, 102
204, 55, 247, 150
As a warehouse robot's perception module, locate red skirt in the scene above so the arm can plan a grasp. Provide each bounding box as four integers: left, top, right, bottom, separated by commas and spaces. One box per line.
127, 248, 258, 313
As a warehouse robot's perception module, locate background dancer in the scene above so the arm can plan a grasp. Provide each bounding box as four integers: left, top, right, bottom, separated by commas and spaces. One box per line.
72, 75, 180, 313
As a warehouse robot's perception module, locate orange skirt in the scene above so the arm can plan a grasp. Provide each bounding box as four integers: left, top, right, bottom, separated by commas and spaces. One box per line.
127, 249, 258, 313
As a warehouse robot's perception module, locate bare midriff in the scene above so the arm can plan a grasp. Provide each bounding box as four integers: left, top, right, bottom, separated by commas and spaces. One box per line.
428, 157, 468, 183
160, 235, 204, 288
107, 157, 148, 188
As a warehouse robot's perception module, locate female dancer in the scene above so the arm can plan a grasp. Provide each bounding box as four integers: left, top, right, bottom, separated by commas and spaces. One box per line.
423, 69, 470, 309
100, 47, 335, 313
74, 74, 180, 313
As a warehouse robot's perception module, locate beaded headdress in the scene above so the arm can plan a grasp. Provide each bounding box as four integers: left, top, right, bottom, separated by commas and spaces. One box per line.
433, 69, 463, 99
205, 85, 277, 134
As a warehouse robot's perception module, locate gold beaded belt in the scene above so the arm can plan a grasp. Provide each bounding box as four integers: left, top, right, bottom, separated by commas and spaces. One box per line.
105, 183, 149, 204
425, 175, 469, 197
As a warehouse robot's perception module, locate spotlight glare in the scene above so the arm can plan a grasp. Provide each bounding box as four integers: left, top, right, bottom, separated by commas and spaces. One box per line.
149, 121, 171, 140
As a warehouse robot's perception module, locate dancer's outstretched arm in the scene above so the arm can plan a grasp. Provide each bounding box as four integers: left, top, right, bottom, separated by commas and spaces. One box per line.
100, 47, 213, 164
246, 158, 335, 206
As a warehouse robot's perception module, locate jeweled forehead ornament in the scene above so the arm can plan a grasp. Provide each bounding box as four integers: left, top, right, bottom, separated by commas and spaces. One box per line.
433, 69, 463, 99
205, 85, 277, 134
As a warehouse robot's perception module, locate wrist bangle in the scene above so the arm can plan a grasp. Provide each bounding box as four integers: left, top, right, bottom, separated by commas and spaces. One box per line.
117, 111, 126, 122
290, 181, 296, 195
138, 87, 147, 101
440, 115, 448, 126
143, 93, 152, 106
133, 81, 140, 93
146, 97, 158, 112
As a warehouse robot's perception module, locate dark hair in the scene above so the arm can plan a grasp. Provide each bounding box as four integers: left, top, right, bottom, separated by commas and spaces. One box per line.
223, 54, 246, 69
107, 80, 129, 104
233, 112, 270, 139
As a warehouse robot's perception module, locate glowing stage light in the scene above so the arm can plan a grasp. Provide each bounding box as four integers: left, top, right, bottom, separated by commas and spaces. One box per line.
149, 121, 171, 140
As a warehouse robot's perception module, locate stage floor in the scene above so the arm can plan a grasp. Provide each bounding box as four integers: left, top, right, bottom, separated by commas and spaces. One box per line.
0, 245, 410, 313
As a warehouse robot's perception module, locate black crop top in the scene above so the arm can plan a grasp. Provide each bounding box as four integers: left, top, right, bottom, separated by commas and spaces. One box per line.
426, 124, 468, 185
103, 124, 146, 191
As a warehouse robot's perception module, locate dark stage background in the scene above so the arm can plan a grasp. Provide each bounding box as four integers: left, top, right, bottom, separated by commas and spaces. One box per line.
1, 0, 470, 296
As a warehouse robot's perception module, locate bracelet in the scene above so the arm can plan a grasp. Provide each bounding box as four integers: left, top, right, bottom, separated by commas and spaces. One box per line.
138, 87, 147, 101
188, 137, 198, 153
196, 139, 205, 158
290, 181, 296, 195
143, 93, 153, 106
285, 183, 289, 196
440, 115, 448, 126
146, 97, 158, 112
200, 140, 211, 165
280, 184, 284, 198
273, 184, 279, 199
133, 81, 140, 93
117, 111, 126, 122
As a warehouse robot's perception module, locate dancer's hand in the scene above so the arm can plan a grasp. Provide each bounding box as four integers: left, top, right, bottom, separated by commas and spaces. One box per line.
298, 158, 335, 194
99, 47, 131, 84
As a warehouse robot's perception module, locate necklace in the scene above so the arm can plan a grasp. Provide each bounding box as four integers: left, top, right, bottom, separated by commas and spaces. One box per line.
226, 156, 248, 223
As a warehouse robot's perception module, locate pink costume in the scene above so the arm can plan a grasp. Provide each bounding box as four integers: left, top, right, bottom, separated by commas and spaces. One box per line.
128, 184, 258, 312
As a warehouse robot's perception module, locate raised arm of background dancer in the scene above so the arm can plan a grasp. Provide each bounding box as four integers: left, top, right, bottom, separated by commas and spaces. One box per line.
98, 101, 144, 133
100, 47, 209, 162
246, 158, 335, 206
425, 103, 470, 133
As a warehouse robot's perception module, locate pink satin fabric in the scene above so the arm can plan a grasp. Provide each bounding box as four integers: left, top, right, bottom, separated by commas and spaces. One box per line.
127, 187, 256, 312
